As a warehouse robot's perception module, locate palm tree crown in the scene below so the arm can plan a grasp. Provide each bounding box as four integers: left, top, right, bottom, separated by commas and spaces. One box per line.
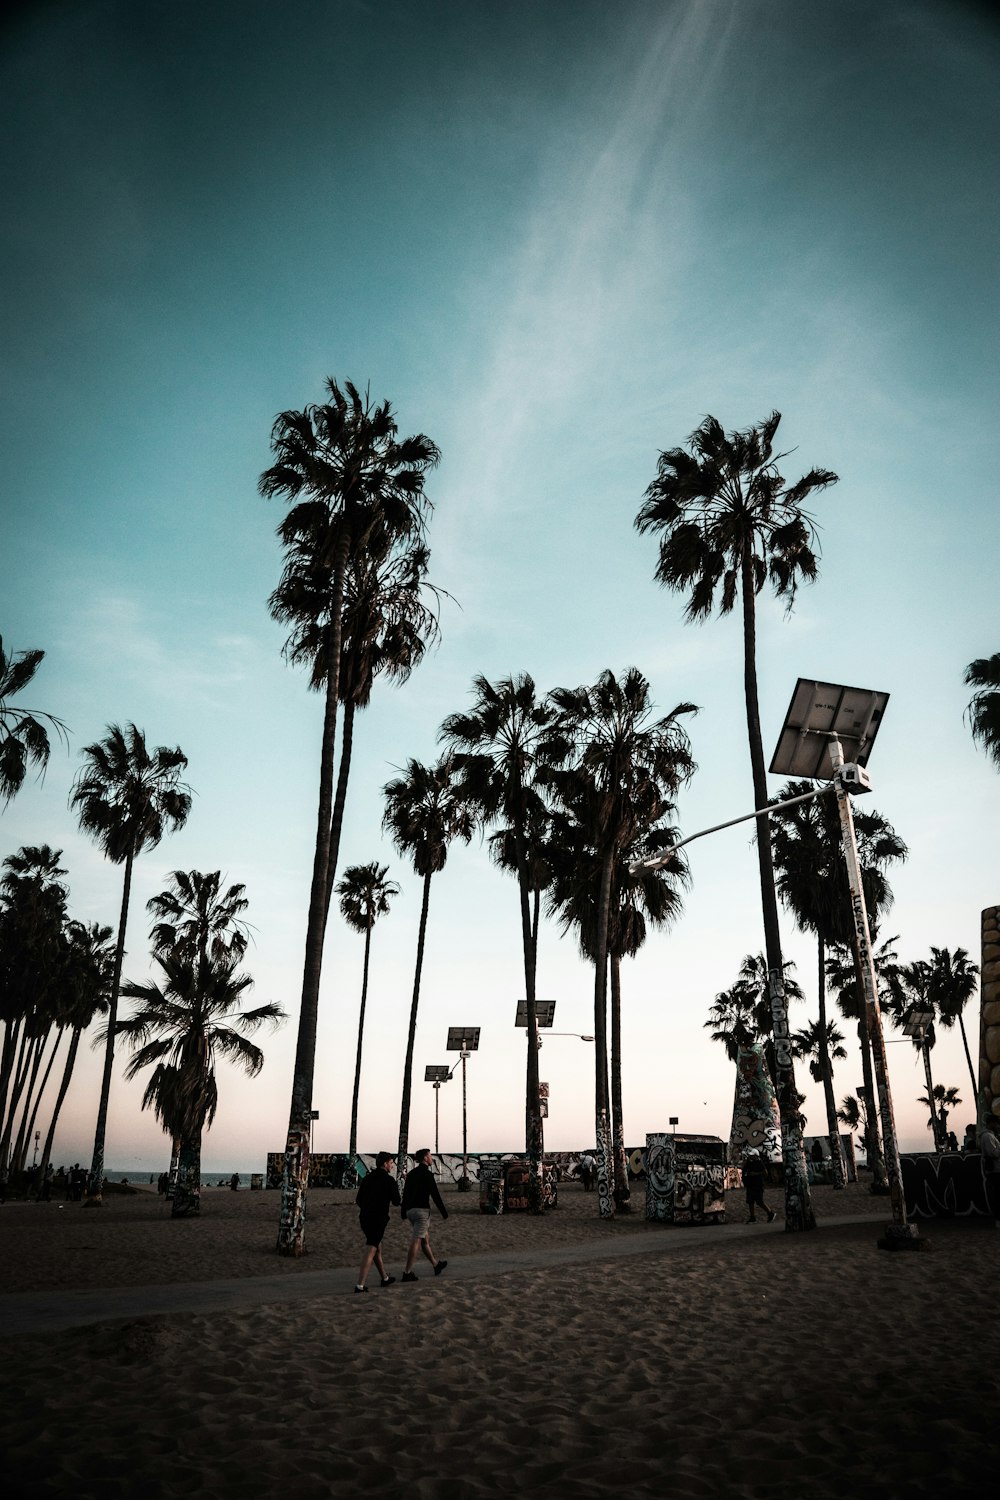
0, 638, 68, 804
964, 652, 1000, 769
147, 869, 251, 967
70, 724, 192, 864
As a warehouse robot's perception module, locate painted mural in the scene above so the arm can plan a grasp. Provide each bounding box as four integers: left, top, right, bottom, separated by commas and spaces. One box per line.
901, 1151, 993, 1218
729, 1043, 782, 1164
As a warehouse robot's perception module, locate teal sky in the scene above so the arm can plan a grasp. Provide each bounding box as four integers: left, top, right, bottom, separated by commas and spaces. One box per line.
3, 0, 998, 1173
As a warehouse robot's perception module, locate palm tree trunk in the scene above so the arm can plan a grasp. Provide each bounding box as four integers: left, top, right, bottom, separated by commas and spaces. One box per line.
516, 832, 544, 1213
857, 1016, 888, 1189
740, 549, 815, 1231
816, 936, 846, 1188
957, 1013, 978, 1104
592, 853, 615, 1219
37, 1027, 82, 1185
0, 1023, 32, 1166
921, 1041, 941, 1150
87, 844, 135, 1205
396, 870, 433, 1175
323, 699, 356, 923
609, 951, 631, 1211
11, 1031, 45, 1170
17, 1028, 63, 1175
172, 1126, 201, 1217
278, 531, 349, 1257
348, 920, 373, 1168
0, 1017, 23, 1157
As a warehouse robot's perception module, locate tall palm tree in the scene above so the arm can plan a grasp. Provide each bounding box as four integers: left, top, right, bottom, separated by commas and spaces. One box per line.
836, 1091, 869, 1154
769, 783, 906, 1188
119, 951, 284, 1216
261, 378, 438, 1257
964, 652, 1000, 768
0, 637, 68, 805
440, 674, 558, 1208
546, 668, 695, 1218
70, 723, 192, 1202
926, 946, 980, 1100
636, 411, 836, 1230
791, 1018, 848, 1084
336, 861, 400, 1176
704, 979, 761, 1063
383, 756, 473, 1174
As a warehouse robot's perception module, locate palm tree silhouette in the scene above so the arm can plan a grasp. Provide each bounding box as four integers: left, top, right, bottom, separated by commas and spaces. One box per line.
964, 653, 1000, 768
70, 723, 192, 1202
119, 950, 284, 1216
0, 638, 68, 805
827, 933, 899, 1186
440, 674, 557, 1207
917, 1083, 961, 1146
546, 668, 695, 1217
336, 862, 400, 1178
148, 869, 251, 967
382, 756, 473, 1174
926, 946, 980, 1100
770, 782, 906, 1188
35, 920, 113, 1185
261, 379, 438, 1256
884, 958, 945, 1149
637, 411, 836, 1230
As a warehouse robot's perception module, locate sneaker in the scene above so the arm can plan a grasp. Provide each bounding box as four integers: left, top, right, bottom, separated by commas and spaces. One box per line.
402, 1271, 418, 1282
433, 1260, 448, 1276
353, 1285, 368, 1294
380, 1276, 396, 1287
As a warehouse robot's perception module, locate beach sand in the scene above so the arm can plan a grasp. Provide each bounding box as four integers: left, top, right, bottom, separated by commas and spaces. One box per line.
1, 1180, 996, 1498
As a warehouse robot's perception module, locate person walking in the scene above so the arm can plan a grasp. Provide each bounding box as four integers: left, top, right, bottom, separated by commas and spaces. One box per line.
354, 1152, 400, 1293
742, 1149, 776, 1223
400, 1147, 448, 1281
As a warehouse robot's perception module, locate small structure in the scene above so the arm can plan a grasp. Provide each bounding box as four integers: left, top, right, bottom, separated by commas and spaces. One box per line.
645, 1133, 727, 1224
478, 1158, 558, 1213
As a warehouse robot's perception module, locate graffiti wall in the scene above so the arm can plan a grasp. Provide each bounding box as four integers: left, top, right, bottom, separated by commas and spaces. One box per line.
802, 1134, 858, 1184
901, 1151, 993, 1218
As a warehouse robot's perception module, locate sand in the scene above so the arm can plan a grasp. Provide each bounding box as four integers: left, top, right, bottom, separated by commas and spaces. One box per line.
1, 1180, 996, 1498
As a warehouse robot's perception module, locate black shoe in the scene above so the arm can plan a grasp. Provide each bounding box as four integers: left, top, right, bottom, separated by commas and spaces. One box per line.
746, 1215, 756, 1223
380, 1276, 396, 1287
402, 1271, 418, 1282
353, 1285, 368, 1294
433, 1260, 448, 1276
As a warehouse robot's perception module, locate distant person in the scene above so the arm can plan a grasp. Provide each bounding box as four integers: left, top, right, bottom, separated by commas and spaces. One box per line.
400, 1148, 448, 1281
579, 1153, 595, 1191
962, 1122, 978, 1154
945, 1130, 959, 1153
742, 1150, 776, 1224
157, 1171, 169, 1196
354, 1152, 400, 1293
40, 1164, 54, 1201
980, 1119, 1000, 1225
230, 1172, 240, 1191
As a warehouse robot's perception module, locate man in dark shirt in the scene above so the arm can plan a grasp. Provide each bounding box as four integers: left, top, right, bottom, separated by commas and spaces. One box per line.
354, 1151, 401, 1292
400, 1147, 448, 1281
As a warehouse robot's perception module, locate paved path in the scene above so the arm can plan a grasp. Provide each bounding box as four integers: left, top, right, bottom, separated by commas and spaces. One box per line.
1, 1214, 886, 1338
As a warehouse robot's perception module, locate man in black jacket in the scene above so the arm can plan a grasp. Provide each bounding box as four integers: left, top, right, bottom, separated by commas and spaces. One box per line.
354, 1152, 401, 1292
400, 1147, 448, 1281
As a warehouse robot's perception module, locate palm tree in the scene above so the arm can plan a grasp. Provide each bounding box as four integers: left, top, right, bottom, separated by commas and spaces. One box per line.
926, 946, 980, 1100
791, 1018, 848, 1084
917, 1084, 961, 1145
705, 979, 761, 1063
0, 637, 68, 804
964, 653, 1000, 768
769, 783, 906, 1188
827, 933, 899, 1186
69, 724, 192, 1202
546, 668, 695, 1218
147, 869, 251, 967
336, 861, 400, 1178
636, 411, 837, 1230
35, 920, 114, 1186
119, 950, 284, 1216
440, 674, 558, 1207
382, 756, 473, 1174
836, 1092, 869, 1155
261, 378, 438, 1257
884, 959, 944, 1149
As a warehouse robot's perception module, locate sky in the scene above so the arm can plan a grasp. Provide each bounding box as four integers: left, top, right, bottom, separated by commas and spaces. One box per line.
2, 0, 998, 1177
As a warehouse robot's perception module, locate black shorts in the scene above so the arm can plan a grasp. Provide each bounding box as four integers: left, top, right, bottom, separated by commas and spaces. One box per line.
361, 1216, 388, 1248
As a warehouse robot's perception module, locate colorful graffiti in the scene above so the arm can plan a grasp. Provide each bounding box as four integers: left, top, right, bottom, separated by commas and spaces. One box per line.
645, 1133, 728, 1225
729, 1044, 782, 1163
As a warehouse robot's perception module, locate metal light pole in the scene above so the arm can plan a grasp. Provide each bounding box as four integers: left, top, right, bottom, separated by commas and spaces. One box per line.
447, 1027, 480, 1191
424, 1066, 451, 1155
